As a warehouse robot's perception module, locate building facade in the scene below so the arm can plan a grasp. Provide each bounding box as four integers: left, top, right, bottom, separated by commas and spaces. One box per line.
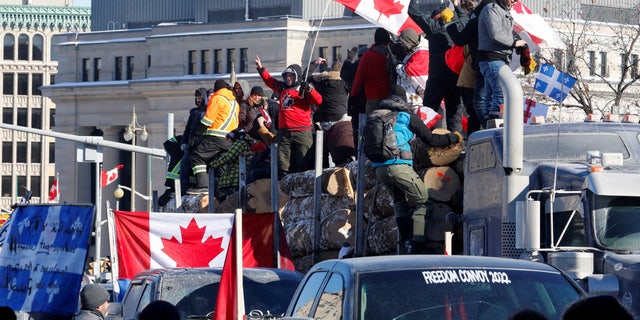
42, 0, 640, 212
0, 2, 89, 210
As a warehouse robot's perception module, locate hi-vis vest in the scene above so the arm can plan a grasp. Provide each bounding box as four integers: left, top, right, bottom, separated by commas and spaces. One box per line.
201, 92, 239, 137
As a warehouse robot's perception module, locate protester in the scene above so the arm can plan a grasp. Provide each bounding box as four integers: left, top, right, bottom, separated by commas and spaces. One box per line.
370, 85, 462, 255
409, 0, 465, 133
562, 295, 633, 320
246, 85, 277, 144
342, 45, 368, 149
350, 27, 396, 115
179, 87, 209, 195
396, 28, 430, 107
137, 300, 180, 320
307, 57, 355, 167
477, 0, 527, 122
211, 128, 253, 203
187, 80, 239, 195
234, 80, 251, 131
158, 135, 183, 206
76, 284, 110, 320
255, 55, 322, 177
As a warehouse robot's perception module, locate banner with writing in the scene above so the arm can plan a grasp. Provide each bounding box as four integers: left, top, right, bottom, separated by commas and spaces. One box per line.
0, 205, 94, 316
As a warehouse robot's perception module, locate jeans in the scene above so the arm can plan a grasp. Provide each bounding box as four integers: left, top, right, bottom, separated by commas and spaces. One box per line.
479, 60, 506, 121
473, 71, 488, 128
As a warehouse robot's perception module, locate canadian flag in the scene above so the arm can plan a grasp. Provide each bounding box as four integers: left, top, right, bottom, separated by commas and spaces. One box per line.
101, 164, 124, 188
397, 37, 430, 106
511, 1, 565, 51
113, 210, 234, 279
334, 0, 421, 35
48, 178, 59, 203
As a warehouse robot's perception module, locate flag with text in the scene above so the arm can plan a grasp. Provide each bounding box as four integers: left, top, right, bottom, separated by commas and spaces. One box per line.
534, 64, 576, 103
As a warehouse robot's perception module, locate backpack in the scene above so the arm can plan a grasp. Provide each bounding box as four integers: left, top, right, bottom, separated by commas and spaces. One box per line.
363, 109, 411, 162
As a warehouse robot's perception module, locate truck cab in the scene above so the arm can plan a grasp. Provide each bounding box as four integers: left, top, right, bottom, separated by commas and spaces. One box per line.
463, 120, 640, 313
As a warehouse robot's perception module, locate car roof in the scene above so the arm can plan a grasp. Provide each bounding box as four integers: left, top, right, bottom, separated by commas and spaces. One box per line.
311, 255, 565, 274
131, 267, 303, 282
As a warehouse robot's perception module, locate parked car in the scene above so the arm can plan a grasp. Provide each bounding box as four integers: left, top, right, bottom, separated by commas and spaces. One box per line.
106, 267, 304, 320
283, 255, 586, 320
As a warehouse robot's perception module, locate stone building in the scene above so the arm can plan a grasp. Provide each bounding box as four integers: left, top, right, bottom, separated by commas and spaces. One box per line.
0, 0, 89, 210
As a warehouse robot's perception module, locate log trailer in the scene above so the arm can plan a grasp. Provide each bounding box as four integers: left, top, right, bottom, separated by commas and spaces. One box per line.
460, 66, 640, 314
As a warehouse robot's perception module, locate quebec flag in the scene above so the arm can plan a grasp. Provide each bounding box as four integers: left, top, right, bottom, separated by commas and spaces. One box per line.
534, 63, 576, 103
0, 205, 94, 316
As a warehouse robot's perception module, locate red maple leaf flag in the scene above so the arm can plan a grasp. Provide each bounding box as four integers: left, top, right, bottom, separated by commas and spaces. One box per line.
48, 178, 59, 203
101, 164, 125, 188
511, 2, 565, 51
113, 210, 234, 279
334, 0, 421, 35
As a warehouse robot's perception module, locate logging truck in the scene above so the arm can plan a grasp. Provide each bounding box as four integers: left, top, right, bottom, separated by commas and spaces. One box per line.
460, 66, 640, 314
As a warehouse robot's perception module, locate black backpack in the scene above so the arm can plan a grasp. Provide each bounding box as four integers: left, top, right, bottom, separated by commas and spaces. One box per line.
364, 109, 411, 162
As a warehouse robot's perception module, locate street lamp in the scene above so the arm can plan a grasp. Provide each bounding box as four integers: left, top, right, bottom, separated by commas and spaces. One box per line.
114, 184, 151, 201
123, 106, 148, 211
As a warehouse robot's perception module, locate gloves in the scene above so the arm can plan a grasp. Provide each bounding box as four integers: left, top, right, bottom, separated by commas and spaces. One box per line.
299, 81, 311, 98
257, 125, 276, 145
441, 8, 454, 23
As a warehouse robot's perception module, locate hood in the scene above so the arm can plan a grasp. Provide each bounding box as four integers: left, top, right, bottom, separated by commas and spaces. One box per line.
234, 80, 251, 100
214, 87, 237, 102
281, 64, 303, 88
195, 87, 208, 108
378, 95, 411, 112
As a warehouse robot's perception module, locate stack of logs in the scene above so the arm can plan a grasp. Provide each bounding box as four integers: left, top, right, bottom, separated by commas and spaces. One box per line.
164, 129, 464, 273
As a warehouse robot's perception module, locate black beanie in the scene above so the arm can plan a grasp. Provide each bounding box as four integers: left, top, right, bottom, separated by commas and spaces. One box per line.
213, 79, 229, 92
374, 27, 391, 45
80, 284, 110, 310
250, 86, 264, 96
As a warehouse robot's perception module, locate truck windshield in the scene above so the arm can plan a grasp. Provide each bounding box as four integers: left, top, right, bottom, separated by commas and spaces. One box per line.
594, 196, 640, 251
359, 268, 582, 320
522, 133, 629, 161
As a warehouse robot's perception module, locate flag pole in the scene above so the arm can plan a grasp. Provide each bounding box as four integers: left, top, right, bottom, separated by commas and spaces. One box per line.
235, 208, 245, 318
105, 201, 120, 299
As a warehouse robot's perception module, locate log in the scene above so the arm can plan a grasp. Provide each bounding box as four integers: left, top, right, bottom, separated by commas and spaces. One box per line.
363, 184, 395, 221
280, 194, 355, 227
344, 159, 377, 192
321, 209, 356, 249
246, 178, 289, 213
366, 217, 397, 255
421, 166, 461, 202
280, 167, 356, 198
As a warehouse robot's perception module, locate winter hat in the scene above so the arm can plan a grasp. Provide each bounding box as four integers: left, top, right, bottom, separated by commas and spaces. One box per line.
374, 27, 391, 45
80, 284, 110, 310
399, 28, 420, 51
250, 86, 264, 96
213, 79, 229, 92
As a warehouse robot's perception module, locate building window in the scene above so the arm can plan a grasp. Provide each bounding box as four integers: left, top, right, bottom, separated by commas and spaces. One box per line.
332, 46, 342, 64
17, 176, 26, 194
3, 73, 14, 95
31, 142, 41, 163
31, 108, 41, 129
17, 34, 28, 61
17, 108, 27, 126
240, 48, 248, 73
17, 73, 28, 95
30, 176, 41, 198
620, 53, 627, 78
3, 107, 12, 124
214, 49, 222, 74
600, 51, 608, 77
82, 58, 90, 82
49, 142, 55, 163
16, 142, 26, 163
588, 51, 596, 76
126, 56, 134, 80
319, 46, 328, 59
631, 54, 638, 78
3, 34, 14, 60
115, 57, 123, 80
93, 58, 101, 81
50, 108, 55, 127
1, 176, 11, 197
188, 50, 197, 75
227, 48, 236, 74
32, 73, 42, 96
201, 50, 210, 74
2, 142, 11, 162
32, 35, 43, 61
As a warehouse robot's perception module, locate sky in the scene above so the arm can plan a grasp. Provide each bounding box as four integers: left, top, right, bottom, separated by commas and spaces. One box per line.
74, 0, 90, 7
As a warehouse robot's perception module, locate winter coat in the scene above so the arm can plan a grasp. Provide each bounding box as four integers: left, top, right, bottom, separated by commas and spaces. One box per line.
477, 2, 517, 63
371, 95, 460, 168
75, 309, 104, 320
408, 0, 455, 75
350, 44, 393, 101
201, 88, 239, 137
258, 64, 322, 131
309, 70, 349, 122
182, 87, 208, 146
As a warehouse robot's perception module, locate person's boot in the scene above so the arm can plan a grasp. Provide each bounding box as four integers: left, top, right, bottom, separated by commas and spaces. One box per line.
186, 172, 208, 195
158, 188, 174, 206
396, 217, 412, 255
